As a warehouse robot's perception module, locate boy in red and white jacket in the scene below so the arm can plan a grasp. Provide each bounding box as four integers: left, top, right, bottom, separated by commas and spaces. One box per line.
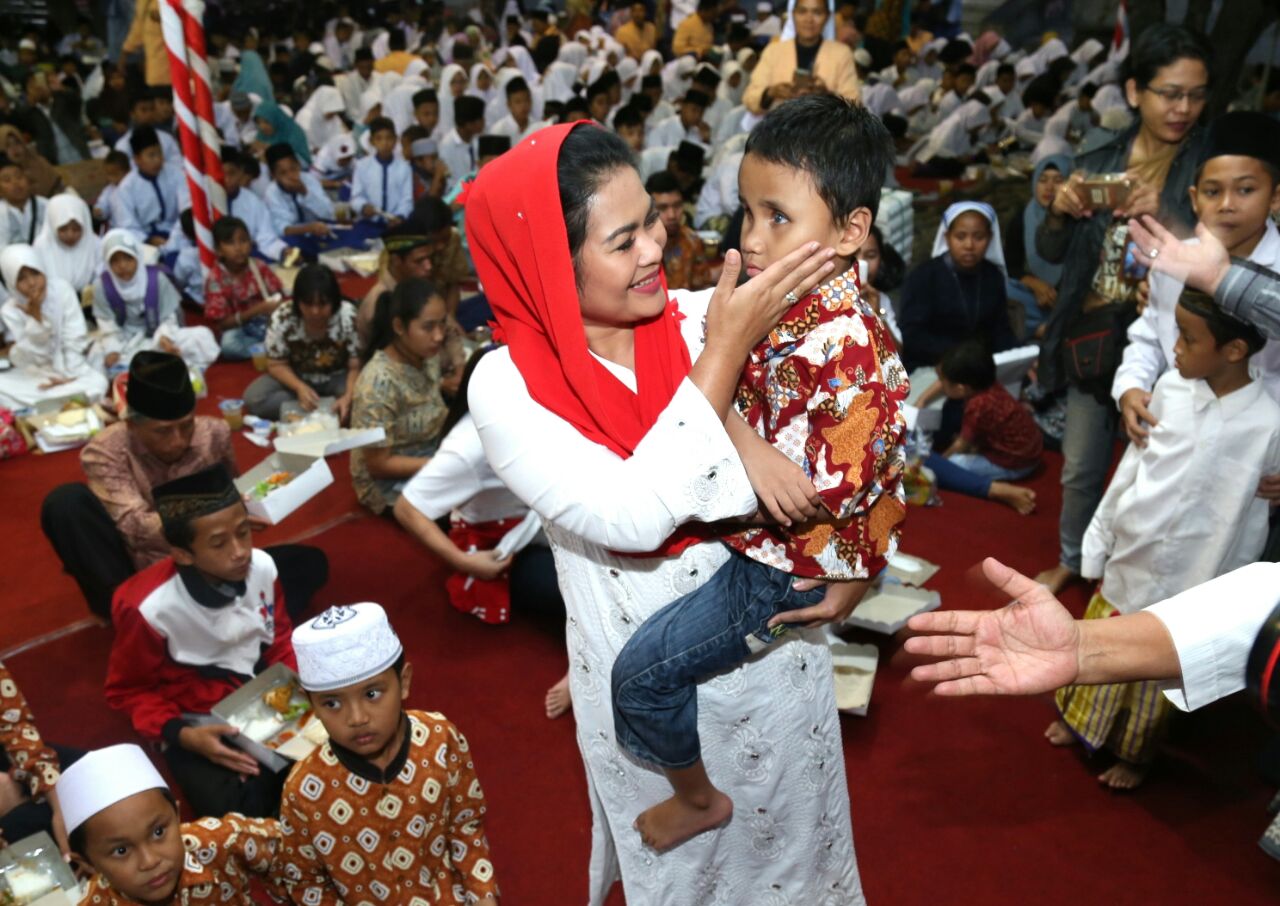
105, 464, 296, 819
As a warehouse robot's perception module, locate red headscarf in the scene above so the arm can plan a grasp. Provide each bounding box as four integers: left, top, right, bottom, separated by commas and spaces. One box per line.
466, 122, 693, 460
467, 123, 717, 555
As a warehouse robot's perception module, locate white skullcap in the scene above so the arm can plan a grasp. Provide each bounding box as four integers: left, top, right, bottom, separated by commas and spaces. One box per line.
757, 2, 772, 10
293, 603, 404, 692
58, 745, 168, 834
853, 48, 872, 68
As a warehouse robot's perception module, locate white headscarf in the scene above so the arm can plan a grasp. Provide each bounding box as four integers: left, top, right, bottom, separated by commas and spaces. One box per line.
298, 85, 348, 150
974, 59, 1000, 89
640, 49, 664, 77
542, 61, 579, 104
436, 63, 468, 136
383, 78, 427, 135
1031, 111, 1073, 165
100, 229, 149, 302
718, 60, 746, 106
780, 0, 835, 42
504, 45, 540, 86
468, 63, 496, 103
357, 87, 382, 124
1071, 38, 1104, 66
1, 244, 47, 300
917, 99, 990, 161
314, 133, 357, 177
662, 56, 697, 100
897, 79, 936, 113
616, 57, 640, 101
35, 195, 99, 292
557, 42, 588, 69
1030, 37, 1068, 74
930, 201, 1007, 276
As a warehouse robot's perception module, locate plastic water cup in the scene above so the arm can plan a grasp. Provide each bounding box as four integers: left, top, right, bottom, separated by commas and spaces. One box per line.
250, 344, 268, 372
219, 398, 245, 430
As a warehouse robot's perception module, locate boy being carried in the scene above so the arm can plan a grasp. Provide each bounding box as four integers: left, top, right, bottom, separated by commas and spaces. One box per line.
1050, 289, 1280, 789
59, 744, 309, 905
610, 95, 908, 851
105, 465, 298, 818
277, 603, 499, 904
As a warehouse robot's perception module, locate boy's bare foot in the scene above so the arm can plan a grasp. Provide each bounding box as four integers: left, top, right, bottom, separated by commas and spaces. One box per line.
1044, 719, 1075, 747
1033, 563, 1077, 595
544, 673, 572, 720
1098, 760, 1147, 790
988, 481, 1036, 514
635, 789, 733, 852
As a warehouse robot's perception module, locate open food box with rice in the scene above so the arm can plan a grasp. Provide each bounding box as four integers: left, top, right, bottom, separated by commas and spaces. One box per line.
0, 833, 79, 906
274, 402, 385, 458
199, 663, 328, 772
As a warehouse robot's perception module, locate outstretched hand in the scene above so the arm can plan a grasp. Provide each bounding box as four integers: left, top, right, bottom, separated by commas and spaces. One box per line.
1127, 215, 1231, 296
904, 558, 1083, 696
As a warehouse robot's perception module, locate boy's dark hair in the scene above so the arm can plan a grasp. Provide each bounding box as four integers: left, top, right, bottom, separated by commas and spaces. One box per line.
996, 63, 1015, 79
1022, 74, 1059, 110
629, 93, 654, 116
867, 224, 906, 292
939, 340, 997, 390
1178, 288, 1266, 354
68, 789, 179, 858
506, 76, 530, 98
388, 29, 406, 51
266, 142, 297, 173
880, 112, 908, 139
220, 146, 242, 168
1079, 82, 1099, 99
586, 79, 610, 102
104, 149, 131, 171
892, 39, 910, 54
0, 153, 15, 172
645, 171, 682, 196
212, 215, 249, 248
954, 63, 977, 80
1126, 23, 1213, 91
355, 46, 374, 63
368, 115, 396, 137
745, 94, 892, 222
543, 99, 566, 121
412, 88, 438, 109
563, 96, 590, 121
641, 74, 662, 91
128, 93, 153, 113
291, 263, 342, 318
129, 125, 161, 156
613, 104, 643, 130
454, 95, 485, 127
180, 207, 195, 240
411, 195, 455, 233
402, 124, 429, 144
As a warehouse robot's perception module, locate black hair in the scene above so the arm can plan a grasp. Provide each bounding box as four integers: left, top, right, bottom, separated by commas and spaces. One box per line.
866, 224, 905, 293
161, 496, 246, 548
1178, 288, 1266, 354
880, 112, 908, 139
0, 153, 14, 172
1079, 82, 1099, 100
1022, 74, 1059, 109
241, 153, 262, 180
453, 43, 475, 65
220, 146, 242, 168
697, 0, 716, 10
212, 215, 249, 248
996, 63, 1015, 79
365, 277, 443, 363
355, 47, 374, 62
645, 170, 681, 196
892, 39, 910, 54
543, 99, 565, 120
745, 93, 892, 222
68, 789, 179, 859
180, 207, 195, 240
104, 149, 131, 171
388, 29, 406, 50
562, 95, 590, 121
368, 115, 396, 137
939, 339, 996, 389
613, 104, 643, 130
1125, 23, 1213, 91
586, 79, 610, 102
440, 345, 496, 437
291, 263, 342, 318
454, 95, 485, 127
266, 142, 297, 173
412, 88, 438, 109
129, 93, 154, 112
1047, 57, 1075, 84
641, 74, 662, 91
129, 125, 161, 156
402, 124, 429, 144
506, 76, 530, 98
558, 124, 638, 277
954, 63, 977, 80
411, 195, 453, 233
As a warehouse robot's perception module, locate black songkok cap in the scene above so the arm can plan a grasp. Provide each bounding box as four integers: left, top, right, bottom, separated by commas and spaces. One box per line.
1198, 110, 1280, 172
939, 40, 972, 65
683, 89, 711, 108
674, 140, 706, 171
477, 134, 511, 158
127, 351, 195, 420
154, 465, 242, 528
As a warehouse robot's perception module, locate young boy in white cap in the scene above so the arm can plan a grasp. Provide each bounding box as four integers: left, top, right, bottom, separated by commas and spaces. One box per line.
277, 603, 500, 904
104, 465, 297, 820
59, 744, 301, 905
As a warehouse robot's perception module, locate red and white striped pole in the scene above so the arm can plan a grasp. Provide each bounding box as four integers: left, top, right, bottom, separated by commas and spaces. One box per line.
180, 0, 227, 219
159, 0, 217, 274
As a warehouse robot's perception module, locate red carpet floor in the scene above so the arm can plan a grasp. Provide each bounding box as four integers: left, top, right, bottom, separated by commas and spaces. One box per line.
1, 360, 1277, 903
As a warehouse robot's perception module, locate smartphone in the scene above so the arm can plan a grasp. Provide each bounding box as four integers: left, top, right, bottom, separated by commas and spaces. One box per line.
1080, 174, 1134, 211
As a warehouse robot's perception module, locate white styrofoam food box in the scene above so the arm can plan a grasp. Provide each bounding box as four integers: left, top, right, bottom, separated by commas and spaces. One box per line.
234, 451, 333, 524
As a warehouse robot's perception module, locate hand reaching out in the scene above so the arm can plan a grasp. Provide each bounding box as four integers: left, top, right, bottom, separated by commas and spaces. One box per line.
1127, 215, 1231, 296
904, 558, 1083, 696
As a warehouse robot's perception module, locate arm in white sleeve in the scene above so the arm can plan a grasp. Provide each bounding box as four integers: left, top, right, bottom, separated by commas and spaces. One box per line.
54, 292, 92, 377
1145, 562, 1280, 711
400, 424, 489, 521
1079, 442, 1139, 580
1111, 272, 1173, 404
469, 353, 757, 553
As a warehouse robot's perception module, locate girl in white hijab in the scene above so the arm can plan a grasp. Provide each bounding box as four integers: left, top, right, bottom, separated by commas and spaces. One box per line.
0, 244, 106, 409
912, 97, 992, 174
639, 48, 664, 78
434, 63, 469, 142
296, 85, 349, 152
541, 60, 579, 104
498, 45, 540, 87
717, 59, 746, 107
88, 230, 218, 372
661, 55, 696, 101
467, 63, 496, 104
34, 195, 100, 293
313, 133, 358, 184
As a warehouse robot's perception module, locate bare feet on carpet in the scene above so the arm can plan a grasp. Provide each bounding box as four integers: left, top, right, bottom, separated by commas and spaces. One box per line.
635, 789, 733, 852
1044, 719, 1075, 747
1033, 563, 1077, 595
1099, 760, 1148, 790
989, 482, 1036, 514
545, 673, 572, 719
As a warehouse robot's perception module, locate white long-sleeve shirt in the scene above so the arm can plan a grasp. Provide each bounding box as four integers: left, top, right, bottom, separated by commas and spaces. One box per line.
401, 413, 529, 525
1113, 221, 1280, 405
1082, 370, 1280, 614
350, 154, 414, 218
1147, 561, 1280, 711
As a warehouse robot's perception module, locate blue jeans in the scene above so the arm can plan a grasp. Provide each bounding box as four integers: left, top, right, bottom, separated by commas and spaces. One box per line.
926, 451, 1036, 499
220, 325, 265, 361
611, 551, 825, 769
1059, 385, 1119, 572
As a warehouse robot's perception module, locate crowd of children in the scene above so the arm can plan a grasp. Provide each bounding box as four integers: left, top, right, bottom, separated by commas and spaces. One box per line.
0, 0, 1278, 901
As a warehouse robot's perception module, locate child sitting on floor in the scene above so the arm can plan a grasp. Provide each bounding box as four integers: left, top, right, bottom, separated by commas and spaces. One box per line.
203, 216, 285, 360
922, 340, 1041, 514
1049, 290, 1280, 789
351, 116, 413, 221
0, 153, 48, 248
93, 150, 130, 223
59, 745, 293, 905
111, 126, 184, 247
104, 465, 297, 819
610, 94, 908, 852
277, 603, 499, 904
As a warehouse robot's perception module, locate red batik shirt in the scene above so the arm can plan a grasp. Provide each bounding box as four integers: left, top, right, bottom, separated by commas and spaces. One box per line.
726, 267, 909, 579
0, 661, 60, 810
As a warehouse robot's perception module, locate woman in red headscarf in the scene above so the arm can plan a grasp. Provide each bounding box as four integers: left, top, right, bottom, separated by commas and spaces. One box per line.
465, 122, 861, 904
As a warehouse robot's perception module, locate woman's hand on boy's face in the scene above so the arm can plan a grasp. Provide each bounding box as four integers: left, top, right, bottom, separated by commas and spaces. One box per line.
705, 245, 836, 357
